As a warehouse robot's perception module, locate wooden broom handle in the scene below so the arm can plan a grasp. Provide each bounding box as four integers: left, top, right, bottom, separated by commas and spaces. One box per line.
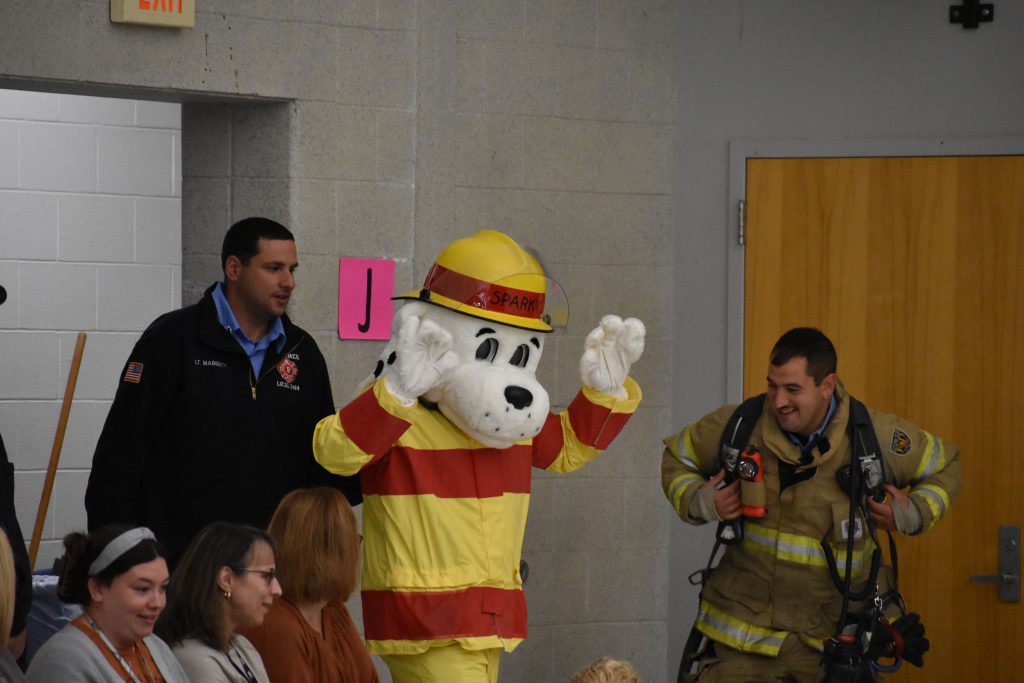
29, 332, 87, 570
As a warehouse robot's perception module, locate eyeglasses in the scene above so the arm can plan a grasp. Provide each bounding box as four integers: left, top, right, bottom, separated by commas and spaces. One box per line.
231, 566, 277, 585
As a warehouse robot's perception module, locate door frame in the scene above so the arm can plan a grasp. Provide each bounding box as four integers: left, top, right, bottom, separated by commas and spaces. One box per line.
725, 136, 1024, 399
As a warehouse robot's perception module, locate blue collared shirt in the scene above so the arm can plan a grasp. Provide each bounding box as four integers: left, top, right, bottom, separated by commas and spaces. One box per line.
212, 282, 286, 376
786, 394, 838, 452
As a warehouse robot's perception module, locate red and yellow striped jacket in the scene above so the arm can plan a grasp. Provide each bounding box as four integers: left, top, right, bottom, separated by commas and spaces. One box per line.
313, 376, 642, 655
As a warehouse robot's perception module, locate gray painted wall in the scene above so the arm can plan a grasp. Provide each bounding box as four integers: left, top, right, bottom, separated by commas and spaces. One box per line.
670, 0, 1024, 675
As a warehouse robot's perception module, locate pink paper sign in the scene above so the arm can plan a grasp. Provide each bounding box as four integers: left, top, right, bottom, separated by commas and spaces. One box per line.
338, 258, 395, 340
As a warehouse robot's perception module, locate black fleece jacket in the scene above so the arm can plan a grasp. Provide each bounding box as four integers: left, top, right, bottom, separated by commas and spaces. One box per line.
86, 285, 359, 562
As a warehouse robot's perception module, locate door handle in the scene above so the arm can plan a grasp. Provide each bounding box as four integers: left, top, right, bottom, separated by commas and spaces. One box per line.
969, 525, 1020, 603
969, 574, 1016, 585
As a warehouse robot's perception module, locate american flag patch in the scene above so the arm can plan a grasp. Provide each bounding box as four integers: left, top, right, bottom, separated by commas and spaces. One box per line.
124, 361, 144, 384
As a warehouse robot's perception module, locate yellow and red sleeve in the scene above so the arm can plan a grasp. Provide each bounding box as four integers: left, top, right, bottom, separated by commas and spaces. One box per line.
313, 379, 415, 476
534, 376, 642, 473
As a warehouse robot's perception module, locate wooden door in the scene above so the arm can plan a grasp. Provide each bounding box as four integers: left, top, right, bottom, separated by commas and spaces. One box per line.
744, 156, 1024, 680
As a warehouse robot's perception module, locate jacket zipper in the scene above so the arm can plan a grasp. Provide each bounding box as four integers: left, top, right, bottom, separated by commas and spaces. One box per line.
249, 338, 304, 400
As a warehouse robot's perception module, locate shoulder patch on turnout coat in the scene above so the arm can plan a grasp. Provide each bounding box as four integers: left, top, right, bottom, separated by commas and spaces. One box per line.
890, 427, 912, 455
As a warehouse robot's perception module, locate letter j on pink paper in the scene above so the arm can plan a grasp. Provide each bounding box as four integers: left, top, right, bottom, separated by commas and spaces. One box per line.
338, 258, 394, 340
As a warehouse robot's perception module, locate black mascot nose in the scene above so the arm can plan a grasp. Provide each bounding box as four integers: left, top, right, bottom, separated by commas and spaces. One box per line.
504, 385, 533, 410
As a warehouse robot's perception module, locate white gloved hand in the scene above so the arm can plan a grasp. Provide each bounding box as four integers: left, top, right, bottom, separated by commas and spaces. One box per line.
579, 315, 645, 397
384, 314, 459, 406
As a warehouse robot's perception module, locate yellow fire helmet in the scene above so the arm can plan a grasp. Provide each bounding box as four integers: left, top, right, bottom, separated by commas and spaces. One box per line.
395, 230, 568, 333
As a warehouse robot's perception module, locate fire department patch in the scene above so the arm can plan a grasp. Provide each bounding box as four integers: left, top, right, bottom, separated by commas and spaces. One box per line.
123, 361, 143, 384
277, 358, 298, 384
890, 427, 912, 455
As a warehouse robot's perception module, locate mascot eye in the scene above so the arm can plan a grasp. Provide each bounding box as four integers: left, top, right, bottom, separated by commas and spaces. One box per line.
475, 338, 498, 362
510, 344, 530, 368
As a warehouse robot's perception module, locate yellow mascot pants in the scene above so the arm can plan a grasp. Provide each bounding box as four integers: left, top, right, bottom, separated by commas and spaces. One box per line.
381, 645, 501, 683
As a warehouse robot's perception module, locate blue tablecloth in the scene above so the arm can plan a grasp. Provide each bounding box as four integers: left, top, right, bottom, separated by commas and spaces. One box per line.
25, 574, 81, 665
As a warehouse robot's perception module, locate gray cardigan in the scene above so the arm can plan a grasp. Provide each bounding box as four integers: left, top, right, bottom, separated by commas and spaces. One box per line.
171, 636, 269, 683
26, 624, 189, 682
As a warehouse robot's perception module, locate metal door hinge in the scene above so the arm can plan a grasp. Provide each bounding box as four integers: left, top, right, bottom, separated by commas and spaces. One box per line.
738, 199, 746, 246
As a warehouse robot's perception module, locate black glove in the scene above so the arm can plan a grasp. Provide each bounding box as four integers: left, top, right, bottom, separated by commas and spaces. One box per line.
865, 612, 929, 667
891, 612, 929, 667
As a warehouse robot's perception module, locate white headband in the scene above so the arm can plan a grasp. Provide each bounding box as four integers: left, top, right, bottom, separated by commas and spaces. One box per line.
88, 527, 157, 576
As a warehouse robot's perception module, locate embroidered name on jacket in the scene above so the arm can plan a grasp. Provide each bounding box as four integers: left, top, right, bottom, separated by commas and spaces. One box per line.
194, 359, 227, 368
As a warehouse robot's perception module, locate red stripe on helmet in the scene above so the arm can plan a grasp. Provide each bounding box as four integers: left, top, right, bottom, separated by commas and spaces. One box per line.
423, 264, 546, 320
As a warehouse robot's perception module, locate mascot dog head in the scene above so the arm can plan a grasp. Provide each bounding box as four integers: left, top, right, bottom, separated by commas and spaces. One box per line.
371, 230, 558, 448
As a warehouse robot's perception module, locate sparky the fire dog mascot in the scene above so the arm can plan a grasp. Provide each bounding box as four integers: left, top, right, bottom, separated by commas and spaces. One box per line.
313, 230, 644, 682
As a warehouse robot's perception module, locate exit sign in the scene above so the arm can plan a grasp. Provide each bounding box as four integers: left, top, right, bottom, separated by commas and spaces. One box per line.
111, 0, 195, 28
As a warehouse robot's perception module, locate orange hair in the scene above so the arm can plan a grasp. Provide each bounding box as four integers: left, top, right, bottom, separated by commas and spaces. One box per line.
268, 487, 359, 603
570, 658, 641, 683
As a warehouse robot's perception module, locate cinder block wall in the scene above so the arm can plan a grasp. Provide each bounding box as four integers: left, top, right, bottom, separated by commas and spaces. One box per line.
431, 4, 676, 679
0, 88, 181, 569
0, 1, 677, 679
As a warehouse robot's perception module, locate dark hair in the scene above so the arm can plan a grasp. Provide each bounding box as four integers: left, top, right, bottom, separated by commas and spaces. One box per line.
56, 525, 165, 606
220, 217, 294, 273
769, 327, 837, 385
157, 522, 276, 651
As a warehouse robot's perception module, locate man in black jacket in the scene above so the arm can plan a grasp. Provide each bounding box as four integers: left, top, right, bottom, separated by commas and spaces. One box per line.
86, 217, 359, 562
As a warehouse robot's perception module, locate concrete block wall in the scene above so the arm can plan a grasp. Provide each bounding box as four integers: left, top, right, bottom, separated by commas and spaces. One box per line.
0, 88, 181, 571
0, 1, 676, 679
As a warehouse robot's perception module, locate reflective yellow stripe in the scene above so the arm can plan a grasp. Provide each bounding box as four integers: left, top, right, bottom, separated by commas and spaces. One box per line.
911, 483, 950, 528
695, 599, 788, 656
798, 633, 826, 652
666, 472, 704, 516
743, 522, 872, 577
912, 431, 945, 482
669, 425, 703, 472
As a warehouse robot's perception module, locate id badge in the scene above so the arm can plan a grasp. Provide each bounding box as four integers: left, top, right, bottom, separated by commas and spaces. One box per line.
832, 501, 865, 542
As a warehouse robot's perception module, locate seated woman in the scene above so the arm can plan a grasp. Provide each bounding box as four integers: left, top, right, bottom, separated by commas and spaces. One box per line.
243, 487, 379, 682
0, 529, 25, 682
26, 525, 187, 682
157, 522, 280, 682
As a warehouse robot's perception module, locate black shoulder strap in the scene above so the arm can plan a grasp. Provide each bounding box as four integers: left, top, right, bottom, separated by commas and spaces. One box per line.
846, 396, 877, 449
846, 396, 888, 496
717, 393, 766, 472
708, 394, 767, 547
683, 395, 768, 677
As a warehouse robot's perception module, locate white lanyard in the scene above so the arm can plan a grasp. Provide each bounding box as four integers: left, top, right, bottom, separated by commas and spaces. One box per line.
87, 616, 155, 683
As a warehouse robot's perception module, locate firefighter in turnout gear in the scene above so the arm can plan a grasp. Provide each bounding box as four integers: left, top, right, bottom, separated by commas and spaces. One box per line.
662, 328, 961, 682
